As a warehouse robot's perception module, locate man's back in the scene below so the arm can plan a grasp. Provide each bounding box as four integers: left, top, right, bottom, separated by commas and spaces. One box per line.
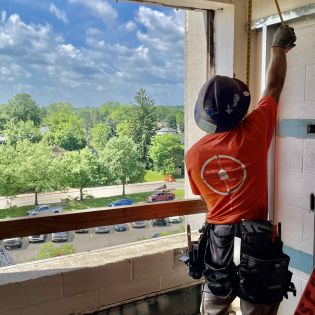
185, 96, 277, 224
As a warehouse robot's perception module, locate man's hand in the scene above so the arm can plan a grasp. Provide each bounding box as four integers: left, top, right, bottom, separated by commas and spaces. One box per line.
272, 25, 296, 52
262, 26, 297, 102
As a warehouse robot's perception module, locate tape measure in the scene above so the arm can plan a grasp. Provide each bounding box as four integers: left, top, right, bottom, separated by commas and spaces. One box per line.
274, 0, 285, 26
246, 0, 252, 87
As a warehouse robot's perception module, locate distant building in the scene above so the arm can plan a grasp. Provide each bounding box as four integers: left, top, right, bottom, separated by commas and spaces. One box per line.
156, 127, 177, 135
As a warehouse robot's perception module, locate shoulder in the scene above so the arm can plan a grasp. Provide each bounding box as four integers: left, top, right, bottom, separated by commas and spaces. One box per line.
244, 96, 278, 122
256, 95, 278, 108
185, 135, 208, 164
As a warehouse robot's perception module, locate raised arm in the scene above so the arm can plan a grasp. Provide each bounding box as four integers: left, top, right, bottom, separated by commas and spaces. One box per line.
262, 26, 296, 103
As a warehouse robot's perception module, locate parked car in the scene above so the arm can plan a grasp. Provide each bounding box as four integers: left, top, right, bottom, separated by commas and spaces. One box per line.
28, 235, 45, 243
74, 229, 89, 233
95, 226, 110, 234
27, 205, 63, 216
151, 219, 168, 227
114, 224, 128, 232
109, 199, 133, 207
146, 191, 175, 203
3, 237, 22, 249
168, 216, 182, 224
51, 232, 68, 242
132, 221, 146, 228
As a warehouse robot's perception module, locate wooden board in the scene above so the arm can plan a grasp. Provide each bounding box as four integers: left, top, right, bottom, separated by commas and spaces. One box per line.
0, 199, 207, 239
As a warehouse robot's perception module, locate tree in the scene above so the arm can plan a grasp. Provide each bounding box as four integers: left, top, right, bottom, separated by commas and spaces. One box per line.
91, 122, 111, 151
4, 120, 42, 146
0, 104, 9, 131
176, 110, 184, 133
100, 137, 145, 195
5, 93, 42, 126
46, 102, 74, 115
166, 114, 177, 129
0, 145, 20, 197
127, 89, 157, 167
62, 148, 100, 200
15, 141, 62, 205
44, 108, 86, 151
149, 134, 184, 175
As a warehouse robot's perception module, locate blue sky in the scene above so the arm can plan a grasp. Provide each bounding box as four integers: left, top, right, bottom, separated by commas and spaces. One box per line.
0, 0, 184, 107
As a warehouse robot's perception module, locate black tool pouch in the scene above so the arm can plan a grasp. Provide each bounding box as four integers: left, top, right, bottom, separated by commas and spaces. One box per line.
203, 224, 238, 298
182, 223, 209, 280
237, 220, 296, 304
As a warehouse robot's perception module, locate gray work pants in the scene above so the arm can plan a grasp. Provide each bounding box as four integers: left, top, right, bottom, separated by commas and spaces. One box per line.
200, 284, 280, 315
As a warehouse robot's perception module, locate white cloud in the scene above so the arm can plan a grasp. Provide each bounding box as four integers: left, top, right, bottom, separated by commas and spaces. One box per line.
0, 10, 63, 55
57, 44, 80, 58
49, 3, 69, 24
125, 21, 136, 32
69, 0, 117, 23
0, 7, 184, 106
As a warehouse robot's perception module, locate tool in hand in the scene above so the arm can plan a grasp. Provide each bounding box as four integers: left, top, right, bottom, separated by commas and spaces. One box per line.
274, 0, 284, 26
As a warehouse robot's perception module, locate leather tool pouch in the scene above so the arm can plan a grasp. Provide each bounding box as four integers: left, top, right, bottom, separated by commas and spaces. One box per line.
183, 223, 209, 280
237, 220, 295, 304
203, 224, 238, 298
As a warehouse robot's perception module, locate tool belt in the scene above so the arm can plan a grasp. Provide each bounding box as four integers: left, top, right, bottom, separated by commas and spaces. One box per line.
181, 220, 296, 304
237, 220, 296, 304
181, 223, 209, 280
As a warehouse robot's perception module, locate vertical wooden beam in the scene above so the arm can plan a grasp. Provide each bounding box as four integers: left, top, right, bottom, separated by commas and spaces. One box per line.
207, 10, 215, 79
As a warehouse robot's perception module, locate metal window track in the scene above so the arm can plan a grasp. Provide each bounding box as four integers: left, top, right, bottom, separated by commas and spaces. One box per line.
251, 3, 315, 29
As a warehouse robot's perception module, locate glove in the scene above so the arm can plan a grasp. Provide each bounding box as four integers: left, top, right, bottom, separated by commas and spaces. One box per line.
272, 25, 297, 52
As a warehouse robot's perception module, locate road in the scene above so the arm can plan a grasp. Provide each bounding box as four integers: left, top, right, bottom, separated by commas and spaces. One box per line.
2, 220, 185, 264
0, 181, 184, 209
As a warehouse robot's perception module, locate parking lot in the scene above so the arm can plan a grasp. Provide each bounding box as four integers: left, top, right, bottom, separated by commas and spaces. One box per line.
1, 218, 185, 264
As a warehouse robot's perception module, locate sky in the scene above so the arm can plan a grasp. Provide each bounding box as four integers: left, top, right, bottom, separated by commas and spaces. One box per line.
0, 0, 184, 107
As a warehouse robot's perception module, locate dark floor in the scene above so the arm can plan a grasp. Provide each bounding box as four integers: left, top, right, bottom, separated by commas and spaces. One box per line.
90, 285, 202, 315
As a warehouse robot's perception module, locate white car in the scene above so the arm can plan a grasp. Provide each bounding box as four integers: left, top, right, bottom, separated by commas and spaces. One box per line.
95, 226, 110, 234
3, 237, 22, 249
51, 232, 68, 242
168, 216, 182, 224
28, 235, 45, 243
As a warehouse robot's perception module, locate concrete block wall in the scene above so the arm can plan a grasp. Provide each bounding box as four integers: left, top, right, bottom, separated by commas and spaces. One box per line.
274, 16, 315, 314
0, 234, 200, 315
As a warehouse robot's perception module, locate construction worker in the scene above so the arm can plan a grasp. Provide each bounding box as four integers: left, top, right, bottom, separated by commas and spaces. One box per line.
185, 25, 297, 315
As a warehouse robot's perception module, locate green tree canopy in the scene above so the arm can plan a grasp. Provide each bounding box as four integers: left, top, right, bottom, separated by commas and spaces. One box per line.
62, 148, 100, 200
4, 120, 42, 146
100, 137, 145, 195
44, 108, 86, 151
91, 122, 111, 151
175, 110, 184, 133
5, 93, 42, 126
0, 145, 21, 197
126, 89, 157, 168
15, 141, 63, 205
149, 134, 184, 175
46, 102, 74, 115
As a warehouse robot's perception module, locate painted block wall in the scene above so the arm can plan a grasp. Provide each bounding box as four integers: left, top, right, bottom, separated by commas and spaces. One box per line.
274, 16, 315, 314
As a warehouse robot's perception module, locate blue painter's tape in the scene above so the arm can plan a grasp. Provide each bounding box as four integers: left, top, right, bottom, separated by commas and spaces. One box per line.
283, 245, 313, 274
277, 119, 315, 139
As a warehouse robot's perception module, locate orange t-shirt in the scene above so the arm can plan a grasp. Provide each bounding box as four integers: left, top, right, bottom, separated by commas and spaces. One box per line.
185, 96, 277, 224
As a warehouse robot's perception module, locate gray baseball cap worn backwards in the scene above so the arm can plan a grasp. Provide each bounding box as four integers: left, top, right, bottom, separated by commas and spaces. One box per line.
194, 75, 251, 133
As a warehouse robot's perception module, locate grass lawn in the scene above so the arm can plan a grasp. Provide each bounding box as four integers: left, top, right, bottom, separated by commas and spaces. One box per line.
144, 170, 165, 182
0, 189, 185, 220
144, 170, 184, 182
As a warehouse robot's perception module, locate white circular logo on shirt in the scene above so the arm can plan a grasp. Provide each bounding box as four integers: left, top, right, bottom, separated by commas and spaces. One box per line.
200, 155, 247, 196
